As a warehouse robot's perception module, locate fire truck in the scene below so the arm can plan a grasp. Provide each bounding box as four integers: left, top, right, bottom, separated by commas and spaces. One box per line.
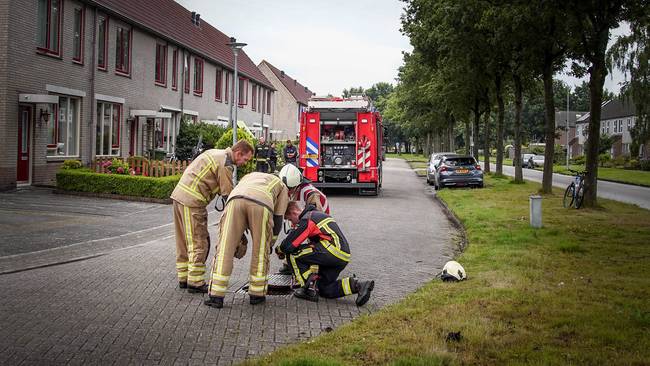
299, 96, 383, 195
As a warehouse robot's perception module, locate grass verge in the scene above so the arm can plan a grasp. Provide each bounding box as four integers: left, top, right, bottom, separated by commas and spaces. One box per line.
386, 153, 429, 162
244, 175, 650, 366
534, 164, 650, 187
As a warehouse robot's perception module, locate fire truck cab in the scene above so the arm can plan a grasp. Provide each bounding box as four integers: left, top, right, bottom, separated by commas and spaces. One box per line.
299, 96, 383, 195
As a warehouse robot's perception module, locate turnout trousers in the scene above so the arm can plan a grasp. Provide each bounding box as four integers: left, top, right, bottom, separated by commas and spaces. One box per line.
209, 198, 274, 297
173, 201, 209, 286
289, 242, 357, 298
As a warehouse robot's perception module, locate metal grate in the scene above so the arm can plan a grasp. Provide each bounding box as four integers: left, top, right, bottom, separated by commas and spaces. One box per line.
235, 274, 299, 295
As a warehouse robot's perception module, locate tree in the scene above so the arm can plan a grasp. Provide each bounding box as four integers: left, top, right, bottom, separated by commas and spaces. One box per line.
342, 87, 365, 98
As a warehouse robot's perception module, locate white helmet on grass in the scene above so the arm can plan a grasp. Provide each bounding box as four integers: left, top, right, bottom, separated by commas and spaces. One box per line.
441, 261, 467, 282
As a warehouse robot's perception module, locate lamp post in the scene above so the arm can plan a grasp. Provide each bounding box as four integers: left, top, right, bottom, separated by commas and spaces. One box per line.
227, 37, 247, 184
566, 87, 571, 169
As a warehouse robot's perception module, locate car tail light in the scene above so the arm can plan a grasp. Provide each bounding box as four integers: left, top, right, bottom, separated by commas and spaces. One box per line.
439, 166, 448, 172
475, 165, 481, 170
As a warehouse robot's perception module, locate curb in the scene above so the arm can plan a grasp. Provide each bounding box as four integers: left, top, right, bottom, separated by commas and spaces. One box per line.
433, 195, 468, 254
54, 189, 172, 204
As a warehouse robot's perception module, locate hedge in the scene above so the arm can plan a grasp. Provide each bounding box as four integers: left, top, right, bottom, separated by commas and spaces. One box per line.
56, 169, 180, 200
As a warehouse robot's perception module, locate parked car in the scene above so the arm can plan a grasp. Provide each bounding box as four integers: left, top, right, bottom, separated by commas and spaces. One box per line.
514, 153, 536, 167
426, 152, 458, 185
528, 155, 545, 168
434, 155, 483, 189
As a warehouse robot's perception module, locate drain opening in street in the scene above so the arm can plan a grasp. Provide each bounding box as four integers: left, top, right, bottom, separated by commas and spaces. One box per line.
236, 274, 299, 296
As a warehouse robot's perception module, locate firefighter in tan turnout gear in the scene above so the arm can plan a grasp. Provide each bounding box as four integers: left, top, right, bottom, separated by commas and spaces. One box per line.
205, 172, 290, 308
170, 141, 254, 293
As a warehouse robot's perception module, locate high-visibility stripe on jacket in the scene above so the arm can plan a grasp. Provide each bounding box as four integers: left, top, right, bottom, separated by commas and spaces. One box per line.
170, 148, 234, 207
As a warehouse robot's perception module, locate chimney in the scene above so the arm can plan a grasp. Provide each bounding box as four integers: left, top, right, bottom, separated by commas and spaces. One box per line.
191, 11, 196, 24
280, 71, 285, 78
195, 14, 201, 26
294, 80, 297, 86
304, 86, 308, 92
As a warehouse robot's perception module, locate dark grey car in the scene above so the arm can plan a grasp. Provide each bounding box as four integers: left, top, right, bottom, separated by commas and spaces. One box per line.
426, 152, 458, 185
433, 155, 483, 189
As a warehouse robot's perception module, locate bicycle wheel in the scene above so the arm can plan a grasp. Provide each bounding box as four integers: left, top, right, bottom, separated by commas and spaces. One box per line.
575, 182, 585, 209
563, 184, 575, 208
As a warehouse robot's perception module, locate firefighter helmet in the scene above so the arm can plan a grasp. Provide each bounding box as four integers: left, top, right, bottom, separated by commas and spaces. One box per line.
279, 164, 303, 188
441, 261, 466, 282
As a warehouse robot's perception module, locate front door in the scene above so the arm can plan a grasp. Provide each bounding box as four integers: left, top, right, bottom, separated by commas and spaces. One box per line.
17, 106, 31, 182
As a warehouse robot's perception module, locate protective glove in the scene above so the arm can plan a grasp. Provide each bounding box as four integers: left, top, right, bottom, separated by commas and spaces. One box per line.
275, 246, 285, 260
234, 234, 248, 259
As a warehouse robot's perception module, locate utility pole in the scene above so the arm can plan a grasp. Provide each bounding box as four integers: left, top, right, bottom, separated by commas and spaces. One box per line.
566, 87, 570, 169
227, 37, 247, 184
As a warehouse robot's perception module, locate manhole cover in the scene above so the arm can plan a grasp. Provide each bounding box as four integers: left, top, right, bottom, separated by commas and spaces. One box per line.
235, 274, 299, 295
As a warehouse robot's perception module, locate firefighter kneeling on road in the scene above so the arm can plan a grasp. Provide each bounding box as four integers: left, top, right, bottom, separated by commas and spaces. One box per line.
170, 140, 254, 293
204, 172, 289, 309
277, 201, 374, 306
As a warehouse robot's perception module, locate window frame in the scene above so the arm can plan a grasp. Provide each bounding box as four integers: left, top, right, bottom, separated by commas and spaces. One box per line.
251, 84, 257, 111
97, 15, 108, 71
47, 96, 80, 158
184, 54, 191, 94
36, 0, 63, 57
171, 49, 178, 90
225, 72, 230, 104
96, 102, 122, 156
266, 90, 272, 114
193, 57, 204, 96
154, 43, 167, 87
114, 25, 132, 77
215, 69, 223, 102
72, 6, 85, 64
238, 77, 248, 107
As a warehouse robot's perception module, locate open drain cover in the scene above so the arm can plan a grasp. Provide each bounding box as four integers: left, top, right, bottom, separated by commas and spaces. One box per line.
236, 274, 299, 295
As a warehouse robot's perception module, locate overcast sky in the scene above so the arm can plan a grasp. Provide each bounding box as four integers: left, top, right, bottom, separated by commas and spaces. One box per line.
175, 1, 628, 96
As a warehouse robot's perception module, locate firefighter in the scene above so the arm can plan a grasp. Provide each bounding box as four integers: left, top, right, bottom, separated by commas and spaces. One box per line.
269, 142, 278, 173
283, 139, 298, 166
254, 136, 271, 172
276, 164, 330, 274
170, 140, 254, 293
278, 201, 375, 306
204, 172, 290, 309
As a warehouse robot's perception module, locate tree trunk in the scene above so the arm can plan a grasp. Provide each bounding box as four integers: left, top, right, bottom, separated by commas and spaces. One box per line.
464, 119, 471, 155
484, 104, 491, 173
541, 60, 556, 194
448, 116, 455, 152
425, 132, 431, 157
495, 74, 505, 176
513, 74, 524, 183
473, 98, 481, 160
584, 59, 606, 207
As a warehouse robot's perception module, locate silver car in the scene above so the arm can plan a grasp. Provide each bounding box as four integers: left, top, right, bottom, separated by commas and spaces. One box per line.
426, 152, 458, 185
433, 155, 484, 189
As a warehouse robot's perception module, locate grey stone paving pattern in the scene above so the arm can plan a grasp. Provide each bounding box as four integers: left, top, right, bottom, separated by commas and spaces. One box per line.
0, 158, 456, 365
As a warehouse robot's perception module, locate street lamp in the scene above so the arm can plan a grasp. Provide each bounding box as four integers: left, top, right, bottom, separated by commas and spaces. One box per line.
566, 87, 571, 169
227, 37, 247, 184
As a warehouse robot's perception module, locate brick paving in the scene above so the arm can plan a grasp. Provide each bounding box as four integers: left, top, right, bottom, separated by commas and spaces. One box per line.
0, 158, 456, 365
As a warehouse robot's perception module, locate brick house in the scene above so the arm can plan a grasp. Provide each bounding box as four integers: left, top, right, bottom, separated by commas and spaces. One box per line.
257, 60, 314, 141
0, 0, 275, 191
575, 98, 646, 158
555, 110, 587, 157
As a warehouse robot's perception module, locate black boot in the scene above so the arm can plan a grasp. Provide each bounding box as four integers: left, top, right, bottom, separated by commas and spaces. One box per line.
278, 263, 292, 275
355, 280, 375, 306
204, 296, 224, 308
293, 287, 319, 302
249, 295, 266, 305
178, 281, 187, 289
188, 284, 209, 293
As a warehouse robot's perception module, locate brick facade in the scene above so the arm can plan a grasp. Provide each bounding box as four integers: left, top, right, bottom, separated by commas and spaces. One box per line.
0, 0, 274, 190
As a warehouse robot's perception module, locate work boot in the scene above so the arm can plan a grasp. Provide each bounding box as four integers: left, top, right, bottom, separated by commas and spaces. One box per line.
355, 280, 375, 307
278, 263, 292, 275
178, 281, 187, 289
249, 295, 266, 305
293, 287, 319, 302
187, 284, 209, 293
204, 296, 224, 309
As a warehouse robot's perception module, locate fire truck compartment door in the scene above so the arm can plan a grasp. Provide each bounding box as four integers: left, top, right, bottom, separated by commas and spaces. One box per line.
300, 112, 320, 181
356, 112, 377, 183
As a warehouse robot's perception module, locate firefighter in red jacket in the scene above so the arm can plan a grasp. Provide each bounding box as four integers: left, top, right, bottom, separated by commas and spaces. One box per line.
277, 201, 374, 305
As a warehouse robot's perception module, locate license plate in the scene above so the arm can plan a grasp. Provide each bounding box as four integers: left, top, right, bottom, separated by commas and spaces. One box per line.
456, 169, 469, 174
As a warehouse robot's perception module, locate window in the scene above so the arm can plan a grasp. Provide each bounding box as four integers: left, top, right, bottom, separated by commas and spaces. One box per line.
266, 90, 272, 114
171, 49, 178, 90
215, 69, 223, 101
115, 26, 131, 75
627, 118, 631, 130
155, 43, 167, 86
193, 58, 204, 96
47, 97, 79, 157
96, 102, 121, 156
251, 85, 257, 111
155, 119, 165, 149
261, 87, 266, 112
225, 72, 230, 103
184, 54, 191, 93
238, 77, 248, 106
72, 7, 84, 63
37, 0, 62, 56
97, 16, 108, 70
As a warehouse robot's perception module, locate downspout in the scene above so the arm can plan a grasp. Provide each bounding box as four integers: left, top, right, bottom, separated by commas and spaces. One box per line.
89, 7, 97, 164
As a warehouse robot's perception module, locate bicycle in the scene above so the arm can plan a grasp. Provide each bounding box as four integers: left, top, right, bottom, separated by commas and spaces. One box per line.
563, 169, 587, 209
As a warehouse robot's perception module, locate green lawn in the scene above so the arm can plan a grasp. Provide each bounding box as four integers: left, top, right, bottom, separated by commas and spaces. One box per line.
386, 153, 429, 162
245, 176, 650, 366
538, 164, 650, 187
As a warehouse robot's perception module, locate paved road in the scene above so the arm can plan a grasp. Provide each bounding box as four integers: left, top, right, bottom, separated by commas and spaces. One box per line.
0, 158, 456, 365
483, 163, 650, 210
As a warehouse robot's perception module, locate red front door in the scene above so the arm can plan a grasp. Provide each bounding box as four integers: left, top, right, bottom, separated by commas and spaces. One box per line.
17, 106, 31, 182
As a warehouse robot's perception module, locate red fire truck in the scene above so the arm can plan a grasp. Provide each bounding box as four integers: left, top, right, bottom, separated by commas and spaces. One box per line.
299, 96, 383, 195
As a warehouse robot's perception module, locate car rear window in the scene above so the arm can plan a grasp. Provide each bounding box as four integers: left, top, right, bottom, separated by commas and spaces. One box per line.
445, 157, 476, 166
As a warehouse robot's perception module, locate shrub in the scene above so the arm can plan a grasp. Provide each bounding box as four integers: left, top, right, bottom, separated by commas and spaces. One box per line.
57, 169, 180, 199
216, 128, 257, 178
61, 159, 82, 170
629, 159, 640, 170
572, 155, 586, 165
612, 155, 628, 168
599, 153, 612, 167
640, 159, 650, 171
175, 118, 227, 160
101, 158, 130, 174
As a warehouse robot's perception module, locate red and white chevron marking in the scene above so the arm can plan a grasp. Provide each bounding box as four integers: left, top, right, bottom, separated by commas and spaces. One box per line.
357, 137, 371, 171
